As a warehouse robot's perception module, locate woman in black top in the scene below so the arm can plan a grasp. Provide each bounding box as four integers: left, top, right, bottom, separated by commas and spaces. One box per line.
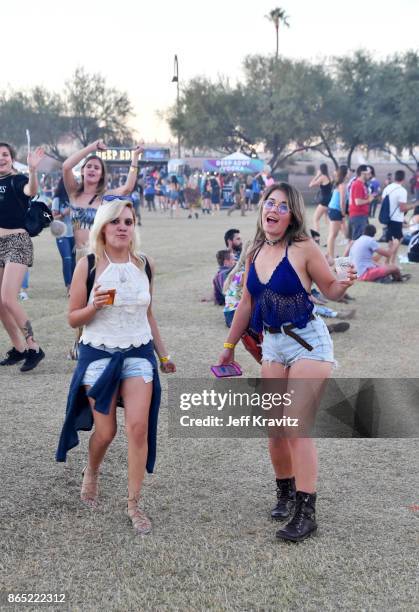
309, 163, 332, 238
0, 142, 46, 371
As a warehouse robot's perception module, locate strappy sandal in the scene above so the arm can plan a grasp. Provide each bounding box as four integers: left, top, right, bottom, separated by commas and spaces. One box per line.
81, 466, 99, 508
127, 497, 152, 535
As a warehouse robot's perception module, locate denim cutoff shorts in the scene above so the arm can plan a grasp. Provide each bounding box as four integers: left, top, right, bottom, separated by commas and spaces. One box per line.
262, 316, 335, 368
82, 346, 153, 386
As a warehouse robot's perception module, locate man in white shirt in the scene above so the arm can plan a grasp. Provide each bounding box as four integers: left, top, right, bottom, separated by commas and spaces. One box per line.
381, 170, 415, 263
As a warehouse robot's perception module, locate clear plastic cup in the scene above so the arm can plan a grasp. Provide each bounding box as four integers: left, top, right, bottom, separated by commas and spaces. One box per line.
335, 257, 352, 281
104, 288, 116, 305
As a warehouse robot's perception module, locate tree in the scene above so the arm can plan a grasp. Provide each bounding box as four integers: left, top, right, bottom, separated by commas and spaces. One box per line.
242, 56, 340, 169
0, 91, 33, 149
350, 51, 419, 173
166, 50, 419, 171
333, 51, 377, 168
28, 87, 71, 161
167, 55, 342, 171
265, 7, 290, 59
370, 52, 419, 172
66, 67, 134, 147
398, 51, 419, 169
167, 77, 254, 154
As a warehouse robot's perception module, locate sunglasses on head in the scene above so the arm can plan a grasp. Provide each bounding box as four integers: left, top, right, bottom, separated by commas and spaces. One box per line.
263, 199, 290, 214
101, 195, 134, 204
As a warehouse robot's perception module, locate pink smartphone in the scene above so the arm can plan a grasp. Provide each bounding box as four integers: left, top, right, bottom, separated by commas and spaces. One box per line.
211, 363, 242, 378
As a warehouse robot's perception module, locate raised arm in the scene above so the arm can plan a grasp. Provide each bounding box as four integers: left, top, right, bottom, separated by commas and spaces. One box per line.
62, 140, 106, 197
309, 173, 323, 188
110, 145, 144, 196
306, 240, 356, 301
23, 147, 45, 197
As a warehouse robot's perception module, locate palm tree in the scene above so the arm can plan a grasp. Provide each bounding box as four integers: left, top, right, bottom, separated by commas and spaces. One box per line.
265, 7, 290, 59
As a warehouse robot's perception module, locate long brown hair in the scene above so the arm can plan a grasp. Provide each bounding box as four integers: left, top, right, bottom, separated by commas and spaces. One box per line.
248, 182, 309, 260
334, 164, 348, 187
76, 154, 107, 197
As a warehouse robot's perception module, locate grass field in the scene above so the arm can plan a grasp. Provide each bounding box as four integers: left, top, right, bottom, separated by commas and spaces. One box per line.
0, 208, 418, 611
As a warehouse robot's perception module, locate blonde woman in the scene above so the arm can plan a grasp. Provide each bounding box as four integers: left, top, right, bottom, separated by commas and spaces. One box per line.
218, 182, 356, 542
56, 198, 175, 535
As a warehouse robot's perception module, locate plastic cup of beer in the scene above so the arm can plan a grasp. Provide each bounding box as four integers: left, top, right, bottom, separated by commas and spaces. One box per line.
105, 288, 116, 305
335, 257, 352, 281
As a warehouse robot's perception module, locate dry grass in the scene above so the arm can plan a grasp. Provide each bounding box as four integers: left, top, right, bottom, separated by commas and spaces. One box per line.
0, 208, 417, 611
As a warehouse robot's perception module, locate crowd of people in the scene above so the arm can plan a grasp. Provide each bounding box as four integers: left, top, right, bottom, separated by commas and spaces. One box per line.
308, 163, 418, 281
0, 138, 416, 542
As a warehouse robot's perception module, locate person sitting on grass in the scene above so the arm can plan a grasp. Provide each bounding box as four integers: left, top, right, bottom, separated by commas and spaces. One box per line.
213, 250, 235, 306
349, 224, 408, 282
222, 241, 250, 327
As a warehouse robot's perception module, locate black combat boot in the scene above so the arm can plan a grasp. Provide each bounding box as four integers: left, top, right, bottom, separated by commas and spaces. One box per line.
276, 491, 317, 542
271, 477, 296, 521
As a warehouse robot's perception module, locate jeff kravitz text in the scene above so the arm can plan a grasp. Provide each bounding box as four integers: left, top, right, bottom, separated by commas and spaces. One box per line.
179, 414, 299, 427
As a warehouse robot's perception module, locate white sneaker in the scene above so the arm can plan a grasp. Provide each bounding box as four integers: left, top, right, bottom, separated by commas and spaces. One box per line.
19, 291, 29, 301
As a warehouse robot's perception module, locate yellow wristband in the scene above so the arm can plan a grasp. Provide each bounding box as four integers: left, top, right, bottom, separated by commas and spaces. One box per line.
129, 165, 138, 173
160, 355, 170, 363
223, 342, 235, 350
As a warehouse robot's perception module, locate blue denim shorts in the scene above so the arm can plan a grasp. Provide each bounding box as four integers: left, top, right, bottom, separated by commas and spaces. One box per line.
328, 208, 343, 222
82, 353, 153, 387
262, 316, 335, 368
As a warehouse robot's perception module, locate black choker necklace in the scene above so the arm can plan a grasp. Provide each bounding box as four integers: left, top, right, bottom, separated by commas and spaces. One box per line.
264, 237, 283, 246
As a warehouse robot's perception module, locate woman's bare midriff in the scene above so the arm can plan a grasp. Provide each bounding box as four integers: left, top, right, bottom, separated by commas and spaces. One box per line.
71, 192, 100, 249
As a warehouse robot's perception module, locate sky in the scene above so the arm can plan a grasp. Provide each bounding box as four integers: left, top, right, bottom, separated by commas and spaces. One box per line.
5, 0, 419, 144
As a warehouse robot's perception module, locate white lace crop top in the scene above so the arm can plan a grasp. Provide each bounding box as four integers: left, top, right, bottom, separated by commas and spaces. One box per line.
80, 251, 153, 349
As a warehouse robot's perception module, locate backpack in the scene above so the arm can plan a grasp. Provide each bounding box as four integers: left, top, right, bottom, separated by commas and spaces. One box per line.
11, 177, 53, 237
85, 253, 152, 298
407, 232, 419, 263
378, 186, 400, 225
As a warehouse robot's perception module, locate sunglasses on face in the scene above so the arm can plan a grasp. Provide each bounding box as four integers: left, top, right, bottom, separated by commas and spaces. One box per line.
101, 195, 134, 204
263, 199, 290, 214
